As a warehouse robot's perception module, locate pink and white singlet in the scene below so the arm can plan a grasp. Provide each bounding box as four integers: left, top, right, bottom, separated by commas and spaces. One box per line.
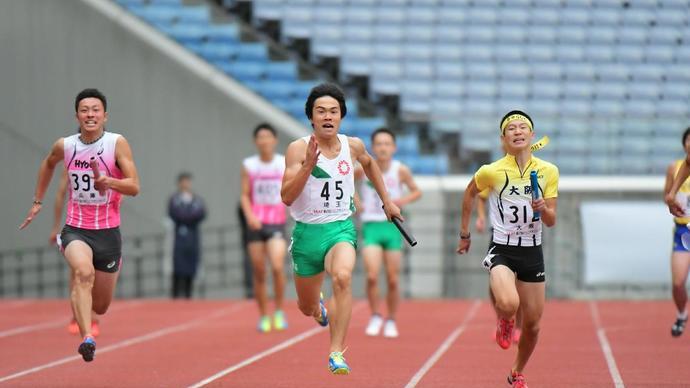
63, 132, 124, 230
243, 154, 287, 225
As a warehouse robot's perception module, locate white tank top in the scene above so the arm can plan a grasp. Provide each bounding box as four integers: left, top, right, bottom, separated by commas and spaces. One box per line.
360, 160, 402, 222
289, 134, 355, 223
243, 154, 287, 225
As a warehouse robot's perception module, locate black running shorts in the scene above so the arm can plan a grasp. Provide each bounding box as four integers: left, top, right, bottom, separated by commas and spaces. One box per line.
60, 225, 122, 273
482, 243, 545, 283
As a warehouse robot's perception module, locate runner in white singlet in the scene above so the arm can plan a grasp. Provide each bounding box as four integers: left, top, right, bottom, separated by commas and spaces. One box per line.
355, 128, 421, 339
281, 83, 401, 375
20, 89, 140, 363
240, 123, 289, 333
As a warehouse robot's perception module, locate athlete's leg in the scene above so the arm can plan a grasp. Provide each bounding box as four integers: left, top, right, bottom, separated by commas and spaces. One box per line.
267, 237, 287, 311
64, 241, 95, 338
325, 242, 356, 353
294, 272, 326, 319
363, 246, 383, 316
91, 268, 121, 314
489, 265, 519, 319
383, 250, 402, 320
512, 280, 545, 374
671, 252, 690, 313
248, 241, 268, 316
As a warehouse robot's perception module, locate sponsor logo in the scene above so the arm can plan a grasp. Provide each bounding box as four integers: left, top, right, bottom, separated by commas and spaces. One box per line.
74, 159, 91, 169
337, 160, 351, 176
107, 261, 117, 269
536, 272, 545, 277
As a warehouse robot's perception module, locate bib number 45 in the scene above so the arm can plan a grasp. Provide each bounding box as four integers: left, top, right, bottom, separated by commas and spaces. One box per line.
320, 180, 344, 201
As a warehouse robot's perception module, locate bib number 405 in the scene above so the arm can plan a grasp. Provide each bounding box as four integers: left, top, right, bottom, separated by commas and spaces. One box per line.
320, 180, 344, 201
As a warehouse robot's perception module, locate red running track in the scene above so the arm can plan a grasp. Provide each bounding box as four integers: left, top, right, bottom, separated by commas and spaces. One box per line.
0, 299, 687, 387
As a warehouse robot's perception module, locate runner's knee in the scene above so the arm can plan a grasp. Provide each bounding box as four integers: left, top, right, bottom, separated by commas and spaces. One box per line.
73, 267, 95, 287
494, 296, 519, 317
92, 300, 111, 314
387, 275, 399, 291
332, 269, 352, 290
297, 299, 318, 316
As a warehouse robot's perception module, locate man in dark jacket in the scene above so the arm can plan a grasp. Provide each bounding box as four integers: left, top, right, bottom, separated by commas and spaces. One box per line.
168, 172, 206, 298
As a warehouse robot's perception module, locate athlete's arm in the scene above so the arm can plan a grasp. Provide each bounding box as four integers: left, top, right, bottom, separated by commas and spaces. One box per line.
352, 164, 364, 213
396, 163, 422, 207
50, 171, 68, 244
281, 136, 317, 206
475, 195, 487, 233
99, 136, 140, 196
666, 162, 686, 217
457, 177, 479, 254
532, 197, 557, 227
240, 166, 262, 230
20, 138, 65, 230
350, 137, 402, 221
664, 163, 686, 217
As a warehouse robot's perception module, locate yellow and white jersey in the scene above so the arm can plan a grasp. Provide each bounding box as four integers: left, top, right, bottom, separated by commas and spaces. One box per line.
673, 159, 690, 225
474, 154, 559, 247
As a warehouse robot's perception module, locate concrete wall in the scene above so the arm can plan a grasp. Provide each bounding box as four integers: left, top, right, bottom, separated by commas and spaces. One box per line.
0, 0, 307, 250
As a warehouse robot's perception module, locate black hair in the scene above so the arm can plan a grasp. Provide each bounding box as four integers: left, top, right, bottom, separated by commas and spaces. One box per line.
253, 122, 277, 138
177, 172, 192, 183
682, 127, 690, 146
371, 127, 396, 143
75, 88, 107, 112
500, 109, 533, 133
305, 83, 347, 119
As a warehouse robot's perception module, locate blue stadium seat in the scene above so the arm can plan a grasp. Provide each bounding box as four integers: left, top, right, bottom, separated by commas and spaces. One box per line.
236, 43, 269, 61
197, 42, 239, 62
264, 62, 298, 81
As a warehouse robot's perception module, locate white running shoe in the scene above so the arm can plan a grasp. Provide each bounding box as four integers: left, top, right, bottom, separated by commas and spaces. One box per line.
383, 319, 399, 338
365, 315, 383, 336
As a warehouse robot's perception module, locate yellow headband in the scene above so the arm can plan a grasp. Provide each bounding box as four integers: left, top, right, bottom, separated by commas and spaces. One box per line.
500, 114, 533, 133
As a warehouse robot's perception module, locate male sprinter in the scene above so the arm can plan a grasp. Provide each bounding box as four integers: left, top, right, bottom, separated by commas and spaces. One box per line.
457, 110, 559, 388
281, 83, 401, 374
357, 128, 421, 338
20, 88, 140, 362
241, 123, 289, 332
663, 127, 690, 337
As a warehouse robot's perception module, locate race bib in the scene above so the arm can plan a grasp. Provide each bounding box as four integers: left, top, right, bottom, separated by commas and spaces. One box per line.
253, 178, 282, 205
309, 178, 350, 215
68, 169, 107, 205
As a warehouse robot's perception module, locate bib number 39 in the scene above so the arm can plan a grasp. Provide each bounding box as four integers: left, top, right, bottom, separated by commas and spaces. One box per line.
69, 170, 107, 205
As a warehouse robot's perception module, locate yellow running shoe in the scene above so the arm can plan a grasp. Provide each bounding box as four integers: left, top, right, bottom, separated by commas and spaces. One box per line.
257, 315, 271, 333
273, 310, 288, 331
328, 350, 350, 375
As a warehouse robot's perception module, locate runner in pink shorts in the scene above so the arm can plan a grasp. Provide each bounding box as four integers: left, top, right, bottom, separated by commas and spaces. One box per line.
20, 89, 140, 362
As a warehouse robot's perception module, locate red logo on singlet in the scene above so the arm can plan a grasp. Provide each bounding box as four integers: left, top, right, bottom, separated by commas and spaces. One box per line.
337, 160, 351, 176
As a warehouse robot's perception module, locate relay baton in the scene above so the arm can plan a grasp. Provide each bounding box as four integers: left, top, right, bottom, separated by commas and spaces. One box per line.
90, 157, 106, 196
530, 135, 550, 152
530, 170, 540, 220
382, 205, 417, 247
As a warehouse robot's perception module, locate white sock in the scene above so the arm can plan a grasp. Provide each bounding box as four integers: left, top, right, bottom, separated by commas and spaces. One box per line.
677, 310, 688, 320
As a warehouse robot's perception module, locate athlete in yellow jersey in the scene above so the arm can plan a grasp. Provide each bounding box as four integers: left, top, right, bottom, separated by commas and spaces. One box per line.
664, 128, 690, 337
457, 110, 559, 388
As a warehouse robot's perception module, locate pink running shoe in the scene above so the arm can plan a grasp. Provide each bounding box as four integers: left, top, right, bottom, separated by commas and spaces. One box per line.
507, 370, 528, 388
68, 318, 79, 335
496, 318, 515, 350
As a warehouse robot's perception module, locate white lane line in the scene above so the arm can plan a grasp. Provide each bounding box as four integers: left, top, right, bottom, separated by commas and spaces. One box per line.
404, 300, 482, 388
0, 300, 143, 339
0, 302, 247, 384
589, 301, 625, 388
188, 301, 366, 388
